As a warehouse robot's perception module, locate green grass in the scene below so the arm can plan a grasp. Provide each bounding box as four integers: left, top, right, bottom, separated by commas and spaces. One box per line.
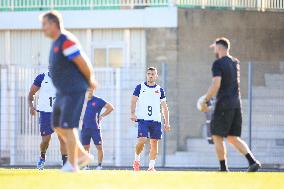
1, 169, 283, 189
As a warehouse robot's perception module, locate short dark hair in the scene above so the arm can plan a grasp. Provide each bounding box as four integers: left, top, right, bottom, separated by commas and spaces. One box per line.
41, 11, 62, 29
147, 67, 157, 71
215, 37, 230, 50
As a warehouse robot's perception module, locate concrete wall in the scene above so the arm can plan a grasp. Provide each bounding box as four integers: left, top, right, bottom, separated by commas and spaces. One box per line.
146, 9, 284, 151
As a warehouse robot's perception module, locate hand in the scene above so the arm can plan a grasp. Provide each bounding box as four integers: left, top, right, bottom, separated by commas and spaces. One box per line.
130, 113, 137, 122
30, 107, 36, 116
200, 100, 209, 113
164, 123, 171, 132
98, 115, 104, 122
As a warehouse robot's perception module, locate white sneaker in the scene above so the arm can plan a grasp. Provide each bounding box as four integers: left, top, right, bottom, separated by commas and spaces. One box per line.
61, 161, 78, 172
82, 166, 91, 170
95, 166, 103, 170
78, 153, 94, 168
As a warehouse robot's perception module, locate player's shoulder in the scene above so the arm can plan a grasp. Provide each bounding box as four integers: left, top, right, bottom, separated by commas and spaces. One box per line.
61, 30, 79, 44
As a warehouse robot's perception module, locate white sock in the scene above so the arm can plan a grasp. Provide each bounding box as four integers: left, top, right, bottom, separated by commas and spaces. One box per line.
149, 160, 155, 168
135, 153, 140, 161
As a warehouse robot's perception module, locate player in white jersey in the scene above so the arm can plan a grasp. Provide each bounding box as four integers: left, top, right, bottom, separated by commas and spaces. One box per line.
130, 67, 170, 171
28, 72, 66, 170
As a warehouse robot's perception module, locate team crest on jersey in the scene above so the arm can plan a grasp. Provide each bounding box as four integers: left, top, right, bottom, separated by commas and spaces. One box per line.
53, 46, 59, 53
92, 102, 96, 106
155, 90, 160, 94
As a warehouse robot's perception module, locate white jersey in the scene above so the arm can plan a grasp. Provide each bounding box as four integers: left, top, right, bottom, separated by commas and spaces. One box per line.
36, 72, 56, 112
134, 82, 166, 122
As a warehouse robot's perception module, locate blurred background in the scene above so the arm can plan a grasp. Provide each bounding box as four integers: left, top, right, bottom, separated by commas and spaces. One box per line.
0, 0, 283, 169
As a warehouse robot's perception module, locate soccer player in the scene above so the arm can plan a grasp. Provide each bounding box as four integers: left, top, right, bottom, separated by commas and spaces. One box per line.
200, 37, 261, 172
40, 11, 96, 172
131, 67, 170, 171
28, 71, 67, 169
81, 96, 114, 170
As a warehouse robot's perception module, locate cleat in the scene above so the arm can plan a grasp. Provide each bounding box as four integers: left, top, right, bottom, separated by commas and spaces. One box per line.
61, 161, 78, 172
37, 158, 45, 170
218, 169, 230, 172
133, 161, 140, 171
82, 166, 91, 170
248, 161, 261, 172
95, 166, 103, 170
147, 167, 157, 171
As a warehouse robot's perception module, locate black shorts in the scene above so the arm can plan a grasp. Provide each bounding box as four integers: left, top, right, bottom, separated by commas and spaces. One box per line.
52, 92, 86, 129
210, 108, 242, 137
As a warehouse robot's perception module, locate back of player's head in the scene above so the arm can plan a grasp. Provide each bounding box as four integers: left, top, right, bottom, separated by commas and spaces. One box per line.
215, 37, 230, 50
40, 10, 63, 30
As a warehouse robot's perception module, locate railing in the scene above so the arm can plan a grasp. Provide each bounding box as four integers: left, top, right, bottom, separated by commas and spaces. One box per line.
0, 0, 283, 11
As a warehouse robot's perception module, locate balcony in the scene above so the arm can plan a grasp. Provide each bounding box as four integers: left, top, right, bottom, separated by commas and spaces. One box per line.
0, 0, 283, 11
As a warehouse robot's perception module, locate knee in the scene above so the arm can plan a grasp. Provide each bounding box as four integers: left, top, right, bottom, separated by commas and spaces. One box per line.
96, 145, 103, 152
137, 138, 147, 145
227, 136, 238, 145
41, 138, 50, 146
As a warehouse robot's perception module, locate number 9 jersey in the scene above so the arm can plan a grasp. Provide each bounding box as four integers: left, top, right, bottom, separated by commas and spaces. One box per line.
133, 82, 166, 123
33, 72, 56, 113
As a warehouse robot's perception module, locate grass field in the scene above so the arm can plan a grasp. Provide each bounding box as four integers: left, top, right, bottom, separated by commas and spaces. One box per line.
1, 169, 283, 189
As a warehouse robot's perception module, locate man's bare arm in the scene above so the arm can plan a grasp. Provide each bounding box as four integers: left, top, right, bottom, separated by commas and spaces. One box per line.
28, 85, 40, 116
205, 76, 221, 101
161, 101, 170, 132
99, 103, 115, 121
72, 52, 96, 90
130, 96, 138, 122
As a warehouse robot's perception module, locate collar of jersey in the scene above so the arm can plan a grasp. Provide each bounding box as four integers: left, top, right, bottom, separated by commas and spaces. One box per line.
144, 82, 157, 88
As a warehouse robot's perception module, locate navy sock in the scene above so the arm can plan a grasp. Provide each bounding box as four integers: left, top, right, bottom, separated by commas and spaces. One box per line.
40, 152, 46, 160
220, 160, 228, 171
98, 163, 102, 167
62, 155, 68, 165
245, 153, 256, 166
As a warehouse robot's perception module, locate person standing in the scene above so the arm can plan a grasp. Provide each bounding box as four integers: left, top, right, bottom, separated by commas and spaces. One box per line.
131, 67, 170, 171
200, 37, 261, 172
40, 11, 96, 172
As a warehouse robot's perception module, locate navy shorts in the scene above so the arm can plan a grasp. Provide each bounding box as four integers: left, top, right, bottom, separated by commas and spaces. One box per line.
52, 92, 86, 129
39, 112, 54, 136
137, 120, 162, 140
81, 127, 102, 145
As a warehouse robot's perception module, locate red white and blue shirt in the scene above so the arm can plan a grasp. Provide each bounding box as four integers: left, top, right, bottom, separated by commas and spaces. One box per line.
49, 32, 88, 94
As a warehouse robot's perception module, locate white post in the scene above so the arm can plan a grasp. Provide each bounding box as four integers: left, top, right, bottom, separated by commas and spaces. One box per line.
115, 68, 121, 166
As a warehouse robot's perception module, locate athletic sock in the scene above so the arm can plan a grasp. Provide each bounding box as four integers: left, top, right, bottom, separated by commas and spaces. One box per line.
219, 160, 228, 171
149, 160, 156, 169
98, 163, 102, 167
62, 155, 68, 165
40, 152, 46, 160
245, 153, 256, 166
135, 153, 140, 161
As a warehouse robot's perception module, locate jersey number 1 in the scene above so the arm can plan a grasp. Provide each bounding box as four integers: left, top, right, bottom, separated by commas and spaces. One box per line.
148, 106, 152, 116
49, 97, 56, 107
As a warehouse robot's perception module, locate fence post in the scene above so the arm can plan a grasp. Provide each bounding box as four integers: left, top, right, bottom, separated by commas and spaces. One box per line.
115, 68, 121, 166
161, 63, 168, 167
248, 62, 253, 150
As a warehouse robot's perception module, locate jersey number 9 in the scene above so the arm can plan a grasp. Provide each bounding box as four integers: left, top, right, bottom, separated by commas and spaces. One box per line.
148, 106, 152, 116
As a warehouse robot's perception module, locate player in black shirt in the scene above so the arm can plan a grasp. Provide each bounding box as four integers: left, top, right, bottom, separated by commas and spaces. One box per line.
200, 37, 261, 172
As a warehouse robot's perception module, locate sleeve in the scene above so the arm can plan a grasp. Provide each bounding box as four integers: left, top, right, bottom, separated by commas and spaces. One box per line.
98, 98, 107, 109
212, 60, 222, 77
133, 84, 141, 97
160, 88, 166, 102
62, 38, 81, 61
33, 73, 45, 87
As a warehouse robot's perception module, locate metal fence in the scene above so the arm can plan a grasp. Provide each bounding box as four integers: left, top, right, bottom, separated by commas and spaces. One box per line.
0, 0, 283, 11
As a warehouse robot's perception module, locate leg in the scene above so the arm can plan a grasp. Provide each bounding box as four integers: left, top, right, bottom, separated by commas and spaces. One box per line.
149, 139, 159, 170
58, 134, 67, 165
95, 145, 103, 167
40, 135, 51, 157
227, 136, 259, 168
212, 135, 228, 171
135, 137, 148, 158
83, 145, 90, 153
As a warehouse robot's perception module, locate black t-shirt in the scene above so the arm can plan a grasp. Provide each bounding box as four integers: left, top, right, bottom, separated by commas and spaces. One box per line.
211, 56, 241, 109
